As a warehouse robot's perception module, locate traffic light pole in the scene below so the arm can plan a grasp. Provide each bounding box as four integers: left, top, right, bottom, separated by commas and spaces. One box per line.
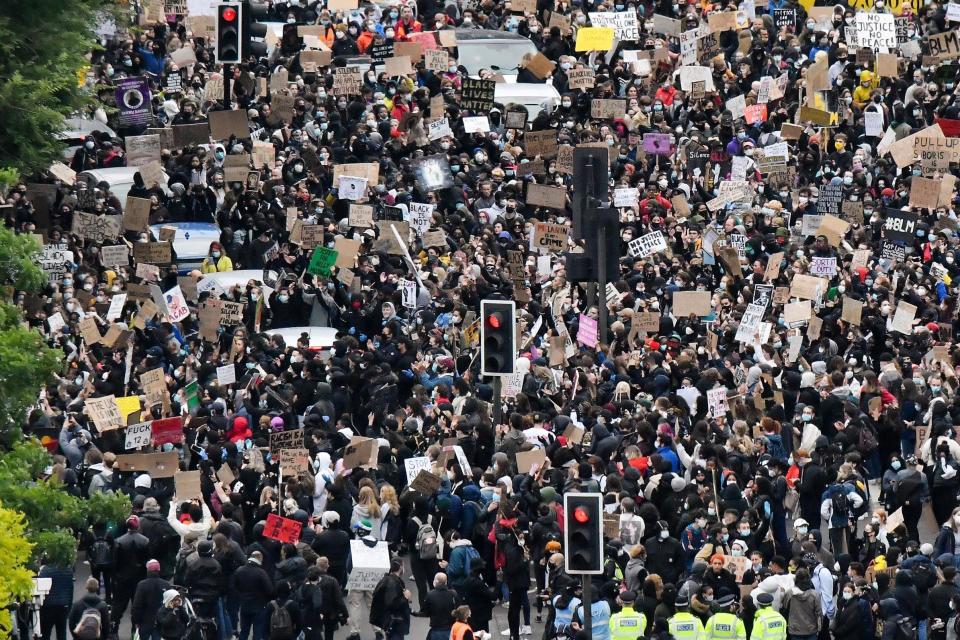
596, 223, 607, 346
582, 575, 592, 634
492, 377, 502, 426
222, 63, 232, 108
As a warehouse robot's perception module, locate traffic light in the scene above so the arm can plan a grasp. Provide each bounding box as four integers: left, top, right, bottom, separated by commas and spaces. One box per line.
571, 147, 609, 241
564, 493, 603, 574
215, 2, 242, 64
480, 300, 515, 377
242, 0, 270, 60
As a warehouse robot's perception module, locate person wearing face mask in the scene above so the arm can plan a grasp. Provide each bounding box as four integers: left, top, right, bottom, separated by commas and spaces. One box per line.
832, 582, 872, 640
680, 510, 709, 570
330, 24, 359, 56
645, 521, 685, 586
70, 136, 100, 172
200, 242, 233, 274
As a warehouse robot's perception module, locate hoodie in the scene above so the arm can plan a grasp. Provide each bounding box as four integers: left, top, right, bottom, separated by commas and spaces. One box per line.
312, 452, 334, 516
167, 500, 213, 543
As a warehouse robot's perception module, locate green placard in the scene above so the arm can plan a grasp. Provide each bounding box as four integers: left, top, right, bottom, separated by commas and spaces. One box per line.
183, 380, 200, 411
307, 247, 338, 277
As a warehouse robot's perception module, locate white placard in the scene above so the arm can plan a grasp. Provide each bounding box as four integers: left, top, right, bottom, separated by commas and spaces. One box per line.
216, 364, 237, 386
588, 11, 640, 40
949, 3, 960, 21
197, 277, 226, 298
707, 387, 729, 417
124, 421, 153, 450
347, 539, 391, 590
734, 303, 765, 343
337, 175, 368, 201
627, 231, 668, 258
107, 294, 127, 321
809, 257, 837, 277
613, 187, 639, 207
427, 117, 454, 140
865, 111, 884, 137
163, 285, 190, 322
400, 278, 417, 309
408, 202, 434, 235
463, 116, 490, 133
404, 456, 432, 485
854, 13, 896, 50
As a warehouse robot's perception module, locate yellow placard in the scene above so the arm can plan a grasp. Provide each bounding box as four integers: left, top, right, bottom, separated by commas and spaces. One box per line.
575, 27, 615, 52
115, 395, 142, 419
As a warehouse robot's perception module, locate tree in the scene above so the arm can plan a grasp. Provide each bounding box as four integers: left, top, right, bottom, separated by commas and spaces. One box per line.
0, 506, 34, 637
0, 1, 111, 173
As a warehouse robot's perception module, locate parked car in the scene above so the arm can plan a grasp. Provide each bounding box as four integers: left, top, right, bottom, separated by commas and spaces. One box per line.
148, 222, 221, 274
79, 166, 168, 205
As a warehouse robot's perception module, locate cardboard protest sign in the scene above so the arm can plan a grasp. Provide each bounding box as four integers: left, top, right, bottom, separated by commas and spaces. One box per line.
841, 296, 863, 325
530, 223, 568, 253
133, 242, 172, 265
525, 183, 567, 210
910, 176, 941, 209
114, 452, 178, 477
790, 274, 827, 300
174, 470, 202, 499
516, 447, 547, 474
672, 291, 712, 316
460, 78, 495, 111
343, 437, 379, 469
86, 395, 125, 432
270, 428, 305, 451
307, 247, 338, 277
208, 110, 250, 140
72, 212, 122, 243
891, 300, 917, 334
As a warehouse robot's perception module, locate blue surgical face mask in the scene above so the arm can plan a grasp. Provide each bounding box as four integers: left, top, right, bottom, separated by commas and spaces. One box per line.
802, 414, 813, 422
891, 459, 901, 470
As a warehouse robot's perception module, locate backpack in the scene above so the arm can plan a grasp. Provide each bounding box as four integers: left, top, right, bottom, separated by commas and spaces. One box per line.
269, 601, 295, 640
72, 609, 101, 640
859, 423, 879, 452
461, 544, 481, 578
911, 562, 936, 591
892, 615, 917, 640
831, 490, 849, 520
413, 517, 439, 561
297, 583, 323, 627
89, 537, 113, 568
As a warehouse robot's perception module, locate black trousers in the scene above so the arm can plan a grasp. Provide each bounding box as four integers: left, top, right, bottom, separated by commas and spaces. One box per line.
39, 604, 69, 640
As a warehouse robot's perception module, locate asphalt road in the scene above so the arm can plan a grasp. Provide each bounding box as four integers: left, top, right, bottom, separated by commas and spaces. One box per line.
68, 480, 939, 640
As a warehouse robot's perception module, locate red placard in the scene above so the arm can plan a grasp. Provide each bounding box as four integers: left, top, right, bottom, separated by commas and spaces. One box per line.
936, 118, 960, 137
264, 513, 302, 543
151, 416, 184, 446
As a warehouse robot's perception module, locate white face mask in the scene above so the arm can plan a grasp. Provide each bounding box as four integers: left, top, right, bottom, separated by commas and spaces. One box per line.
659, 530, 669, 539
842, 591, 854, 600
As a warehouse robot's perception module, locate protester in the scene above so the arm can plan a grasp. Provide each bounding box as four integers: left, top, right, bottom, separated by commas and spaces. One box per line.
14, 1, 960, 639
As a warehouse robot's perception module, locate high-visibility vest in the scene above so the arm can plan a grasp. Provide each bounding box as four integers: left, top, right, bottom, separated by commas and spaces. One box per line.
669, 611, 706, 640
451, 621, 472, 640
751, 608, 787, 640
552, 595, 581, 632
705, 612, 746, 640
609, 606, 647, 640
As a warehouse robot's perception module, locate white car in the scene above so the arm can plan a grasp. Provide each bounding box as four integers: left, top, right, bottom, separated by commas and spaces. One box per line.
148, 222, 221, 274
264, 326, 339, 351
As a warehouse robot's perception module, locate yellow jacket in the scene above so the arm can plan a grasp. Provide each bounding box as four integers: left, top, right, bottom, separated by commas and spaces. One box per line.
200, 255, 233, 273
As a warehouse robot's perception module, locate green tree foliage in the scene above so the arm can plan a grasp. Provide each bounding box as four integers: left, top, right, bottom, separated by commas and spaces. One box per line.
0, 1, 110, 173
0, 506, 34, 636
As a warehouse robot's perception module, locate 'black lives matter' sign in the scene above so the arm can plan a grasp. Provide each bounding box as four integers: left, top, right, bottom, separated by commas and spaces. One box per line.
460, 78, 495, 112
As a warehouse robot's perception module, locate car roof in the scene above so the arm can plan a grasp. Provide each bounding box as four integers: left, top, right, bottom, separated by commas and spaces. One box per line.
150, 222, 221, 259
264, 326, 339, 350
454, 28, 528, 42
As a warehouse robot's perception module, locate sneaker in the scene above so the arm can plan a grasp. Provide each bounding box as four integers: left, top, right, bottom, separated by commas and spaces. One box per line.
501, 629, 511, 636
520, 625, 532, 636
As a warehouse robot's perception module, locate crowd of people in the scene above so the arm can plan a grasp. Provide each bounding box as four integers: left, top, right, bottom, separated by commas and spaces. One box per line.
11, 0, 960, 639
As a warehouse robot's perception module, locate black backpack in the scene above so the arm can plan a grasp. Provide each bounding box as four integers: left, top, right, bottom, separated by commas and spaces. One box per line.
269, 601, 295, 640
89, 537, 113, 568
911, 562, 936, 591
296, 583, 323, 627
892, 615, 917, 640
831, 490, 849, 519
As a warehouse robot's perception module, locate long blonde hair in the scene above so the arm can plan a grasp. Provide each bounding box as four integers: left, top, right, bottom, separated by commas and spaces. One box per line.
380, 484, 400, 516
357, 485, 381, 512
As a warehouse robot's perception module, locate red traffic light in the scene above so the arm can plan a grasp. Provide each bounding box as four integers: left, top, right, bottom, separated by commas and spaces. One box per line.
487, 313, 502, 329
221, 6, 237, 21
574, 506, 590, 523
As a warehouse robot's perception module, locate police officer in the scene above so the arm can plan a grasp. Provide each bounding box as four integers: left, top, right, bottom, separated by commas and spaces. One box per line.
669, 593, 705, 640
750, 593, 786, 640
609, 590, 647, 640
705, 594, 746, 640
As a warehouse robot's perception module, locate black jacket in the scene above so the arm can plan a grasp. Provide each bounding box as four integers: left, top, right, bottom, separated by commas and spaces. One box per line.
423, 585, 459, 629
644, 536, 685, 585
231, 563, 274, 609
138, 512, 180, 578
113, 531, 151, 581
370, 572, 408, 631
184, 556, 224, 599
156, 604, 191, 640
311, 529, 351, 575
275, 555, 309, 588
68, 593, 111, 636
130, 576, 171, 629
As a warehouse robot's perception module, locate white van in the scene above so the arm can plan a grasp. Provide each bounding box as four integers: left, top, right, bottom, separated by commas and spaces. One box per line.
79, 166, 169, 204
